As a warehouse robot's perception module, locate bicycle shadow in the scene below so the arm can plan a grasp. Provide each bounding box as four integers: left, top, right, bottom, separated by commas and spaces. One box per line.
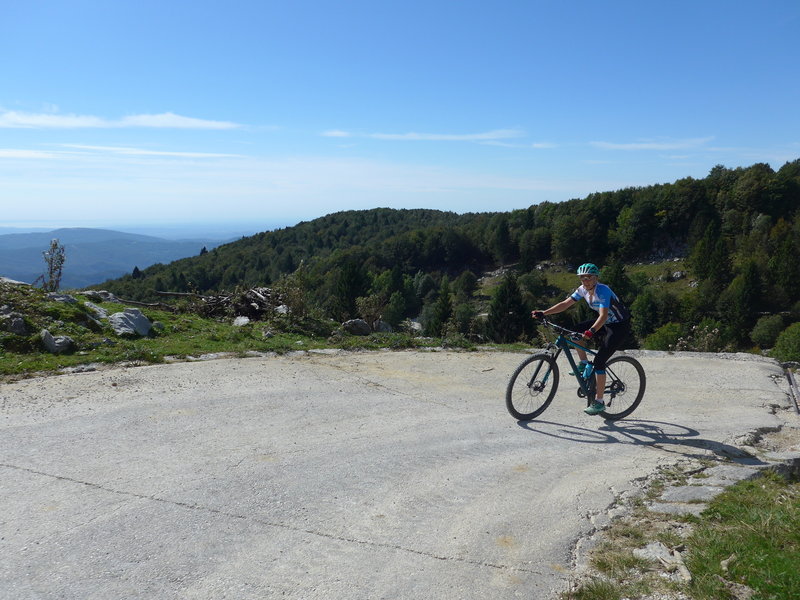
518, 418, 768, 466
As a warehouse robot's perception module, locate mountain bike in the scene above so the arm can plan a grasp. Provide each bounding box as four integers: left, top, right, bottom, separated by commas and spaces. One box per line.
506, 318, 646, 421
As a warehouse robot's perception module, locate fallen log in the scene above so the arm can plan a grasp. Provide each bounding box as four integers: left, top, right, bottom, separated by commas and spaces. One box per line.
116, 298, 177, 312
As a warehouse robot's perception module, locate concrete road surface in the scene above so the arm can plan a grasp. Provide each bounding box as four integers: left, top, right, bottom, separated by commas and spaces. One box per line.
0, 350, 792, 599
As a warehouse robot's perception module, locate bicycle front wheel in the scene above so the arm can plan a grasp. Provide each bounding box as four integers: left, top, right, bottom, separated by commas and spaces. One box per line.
599, 355, 646, 420
506, 354, 559, 420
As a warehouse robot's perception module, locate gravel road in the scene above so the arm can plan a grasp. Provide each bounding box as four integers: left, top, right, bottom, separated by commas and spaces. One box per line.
0, 349, 793, 599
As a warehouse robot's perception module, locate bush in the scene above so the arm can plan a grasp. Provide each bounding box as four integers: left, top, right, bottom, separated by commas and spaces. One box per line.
643, 322, 682, 350
673, 319, 730, 352
750, 315, 784, 348
0, 333, 39, 353
451, 302, 476, 335
772, 322, 800, 362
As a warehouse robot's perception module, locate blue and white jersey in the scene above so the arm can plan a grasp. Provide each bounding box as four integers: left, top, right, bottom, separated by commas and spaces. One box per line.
570, 283, 630, 324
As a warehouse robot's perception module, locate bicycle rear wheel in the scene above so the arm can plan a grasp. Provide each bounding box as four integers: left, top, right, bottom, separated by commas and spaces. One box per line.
506, 354, 559, 420
598, 355, 646, 420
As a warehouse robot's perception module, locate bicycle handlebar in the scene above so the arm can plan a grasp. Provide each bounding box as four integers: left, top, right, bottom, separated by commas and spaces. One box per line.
536, 317, 584, 341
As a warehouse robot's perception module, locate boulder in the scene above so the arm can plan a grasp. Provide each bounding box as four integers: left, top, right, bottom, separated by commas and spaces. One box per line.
342, 319, 372, 336
46, 293, 78, 304
233, 316, 251, 327
83, 301, 108, 320
40, 329, 75, 354
108, 308, 152, 337
406, 319, 423, 333
374, 320, 393, 333
78, 290, 120, 303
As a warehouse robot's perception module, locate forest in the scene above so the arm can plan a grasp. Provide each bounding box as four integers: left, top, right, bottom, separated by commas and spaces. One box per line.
95, 159, 800, 356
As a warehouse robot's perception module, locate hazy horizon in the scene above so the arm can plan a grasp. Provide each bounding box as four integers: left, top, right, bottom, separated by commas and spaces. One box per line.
0, 220, 295, 240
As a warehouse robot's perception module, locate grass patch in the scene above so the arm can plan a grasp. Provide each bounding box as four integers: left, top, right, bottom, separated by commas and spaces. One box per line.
685, 470, 800, 600
567, 466, 800, 600
563, 577, 622, 600
0, 283, 485, 379
590, 543, 652, 579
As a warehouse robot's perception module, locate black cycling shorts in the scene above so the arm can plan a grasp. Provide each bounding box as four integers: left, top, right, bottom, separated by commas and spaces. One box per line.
571, 320, 631, 373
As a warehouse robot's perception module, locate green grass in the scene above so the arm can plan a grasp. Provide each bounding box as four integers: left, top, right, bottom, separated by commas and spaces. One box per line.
566, 469, 800, 600
686, 471, 800, 600
563, 578, 622, 600
0, 283, 484, 379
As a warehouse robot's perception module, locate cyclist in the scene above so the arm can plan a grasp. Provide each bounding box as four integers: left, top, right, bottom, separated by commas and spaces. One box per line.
532, 263, 631, 415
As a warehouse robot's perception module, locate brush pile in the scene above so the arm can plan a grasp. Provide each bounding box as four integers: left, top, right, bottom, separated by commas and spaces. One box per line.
172, 287, 287, 321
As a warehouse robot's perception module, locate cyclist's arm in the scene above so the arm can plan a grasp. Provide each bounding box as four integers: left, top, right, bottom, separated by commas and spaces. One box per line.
589, 307, 609, 333
539, 297, 576, 316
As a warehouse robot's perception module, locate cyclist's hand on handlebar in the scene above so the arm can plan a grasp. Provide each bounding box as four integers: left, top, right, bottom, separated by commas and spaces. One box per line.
532, 310, 545, 320
583, 329, 594, 339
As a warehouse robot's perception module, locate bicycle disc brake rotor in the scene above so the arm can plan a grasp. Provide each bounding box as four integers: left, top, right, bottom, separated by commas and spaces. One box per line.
609, 381, 626, 395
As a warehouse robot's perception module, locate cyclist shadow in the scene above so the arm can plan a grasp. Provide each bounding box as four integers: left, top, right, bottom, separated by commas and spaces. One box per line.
518, 419, 768, 466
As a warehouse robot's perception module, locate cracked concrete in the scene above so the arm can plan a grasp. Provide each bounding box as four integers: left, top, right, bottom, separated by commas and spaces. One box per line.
1, 350, 796, 599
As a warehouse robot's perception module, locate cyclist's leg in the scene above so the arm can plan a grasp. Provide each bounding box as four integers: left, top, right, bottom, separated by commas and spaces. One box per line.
592, 322, 630, 401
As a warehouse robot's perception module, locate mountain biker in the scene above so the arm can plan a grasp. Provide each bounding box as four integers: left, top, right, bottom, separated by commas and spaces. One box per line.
532, 263, 631, 416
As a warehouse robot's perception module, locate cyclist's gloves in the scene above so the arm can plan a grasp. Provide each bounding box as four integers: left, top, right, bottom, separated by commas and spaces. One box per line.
532, 310, 545, 320
583, 329, 594, 339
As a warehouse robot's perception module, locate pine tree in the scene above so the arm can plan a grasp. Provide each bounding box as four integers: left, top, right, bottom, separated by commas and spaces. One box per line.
383, 291, 407, 328
717, 261, 762, 341
487, 273, 527, 343
490, 218, 514, 265
425, 277, 453, 337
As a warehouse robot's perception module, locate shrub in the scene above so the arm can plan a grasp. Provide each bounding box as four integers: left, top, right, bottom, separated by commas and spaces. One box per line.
643, 322, 682, 350
673, 319, 730, 352
772, 322, 800, 362
451, 302, 476, 335
750, 315, 784, 348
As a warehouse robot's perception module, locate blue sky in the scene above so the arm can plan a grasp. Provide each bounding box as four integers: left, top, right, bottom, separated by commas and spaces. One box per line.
2, 0, 799, 234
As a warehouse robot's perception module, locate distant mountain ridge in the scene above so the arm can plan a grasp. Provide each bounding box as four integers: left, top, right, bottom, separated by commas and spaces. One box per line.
0, 228, 169, 250
0, 227, 235, 289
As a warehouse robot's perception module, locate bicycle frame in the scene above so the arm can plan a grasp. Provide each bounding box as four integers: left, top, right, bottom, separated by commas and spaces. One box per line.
539, 320, 597, 398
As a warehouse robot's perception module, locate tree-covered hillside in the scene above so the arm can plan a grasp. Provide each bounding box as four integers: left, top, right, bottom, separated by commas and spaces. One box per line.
96, 160, 800, 353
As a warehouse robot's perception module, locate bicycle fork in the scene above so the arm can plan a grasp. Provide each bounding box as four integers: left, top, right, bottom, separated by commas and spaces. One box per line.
526, 353, 556, 391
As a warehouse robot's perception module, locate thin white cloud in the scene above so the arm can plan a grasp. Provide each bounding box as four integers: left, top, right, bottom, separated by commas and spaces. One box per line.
590, 136, 714, 151
0, 110, 241, 129
321, 130, 352, 138
322, 129, 525, 142
0, 112, 107, 128
0, 149, 62, 159
60, 144, 244, 158
481, 140, 557, 149
117, 113, 240, 129
369, 129, 524, 141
